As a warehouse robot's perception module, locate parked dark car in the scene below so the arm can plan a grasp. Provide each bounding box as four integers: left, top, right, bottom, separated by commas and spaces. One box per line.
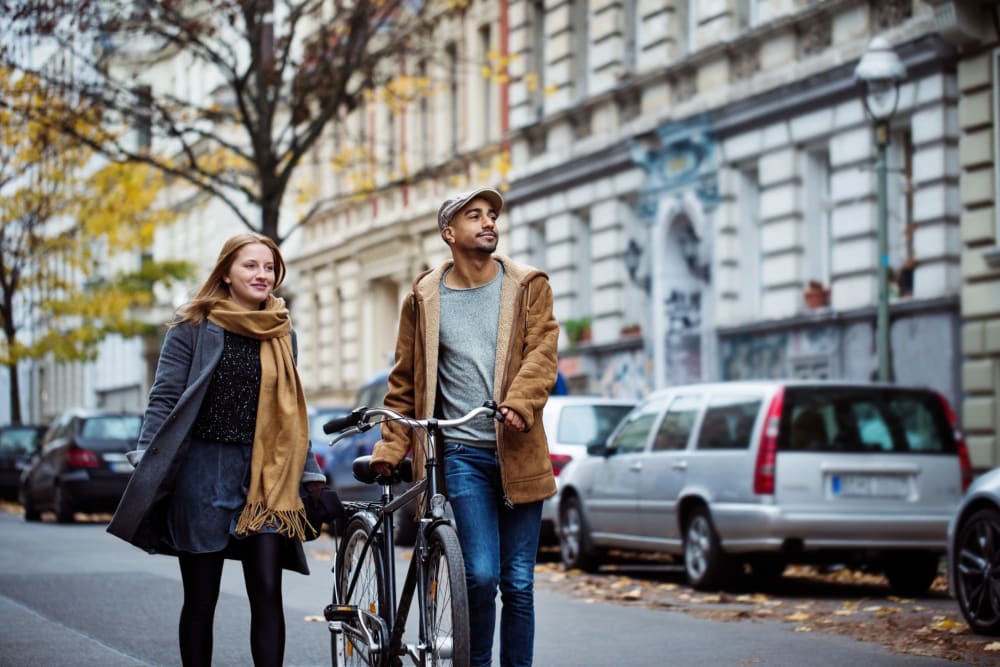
0, 424, 47, 500
948, 466, 1000, 635
309, 404, 351, 472
558, 380, 971, 595
20, 409, 142, 523
320, 368, 423, 542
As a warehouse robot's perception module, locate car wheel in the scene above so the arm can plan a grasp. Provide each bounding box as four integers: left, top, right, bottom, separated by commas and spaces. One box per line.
54, 486, 75, 524
20, 485, 40, 522
684, 507, 729, 591
884, 550, 940, 597
559, 494, 602, 572
954, 508, 1000, 635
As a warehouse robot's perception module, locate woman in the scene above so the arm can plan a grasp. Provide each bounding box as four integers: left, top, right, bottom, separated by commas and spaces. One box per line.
107, 232, 326, 666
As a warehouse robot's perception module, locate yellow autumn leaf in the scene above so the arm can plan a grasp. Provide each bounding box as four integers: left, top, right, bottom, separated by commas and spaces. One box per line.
785, 611, 812, 622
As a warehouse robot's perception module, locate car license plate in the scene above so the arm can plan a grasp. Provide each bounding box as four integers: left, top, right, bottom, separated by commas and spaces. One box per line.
108, 461, 134, 474
831, 474, 908, 497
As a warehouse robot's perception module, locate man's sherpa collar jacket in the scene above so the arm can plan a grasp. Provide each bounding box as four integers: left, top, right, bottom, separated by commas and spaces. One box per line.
371, 254, 560, 505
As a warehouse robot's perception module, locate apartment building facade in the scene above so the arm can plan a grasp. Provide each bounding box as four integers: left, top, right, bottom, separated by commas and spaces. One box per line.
934, 0, 1000, 469
501, 0, 966, 409
289, 1, 511, 403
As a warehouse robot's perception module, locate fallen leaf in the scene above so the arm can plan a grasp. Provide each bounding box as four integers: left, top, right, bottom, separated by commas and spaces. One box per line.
875, 607, 902, 618
622, 588, 642, 601
303, 615, 325, 623
785, 611, 812, 622
984, 642, 1000, 652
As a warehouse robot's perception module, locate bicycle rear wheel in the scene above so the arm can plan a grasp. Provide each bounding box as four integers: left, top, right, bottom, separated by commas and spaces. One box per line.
333, 513, 387, 667
421, 523, 470, 666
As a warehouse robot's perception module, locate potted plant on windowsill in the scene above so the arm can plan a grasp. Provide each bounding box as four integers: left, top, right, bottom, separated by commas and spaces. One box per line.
619, 322, 641, 338
803, 280, 830, 309
563, 316, 592, 348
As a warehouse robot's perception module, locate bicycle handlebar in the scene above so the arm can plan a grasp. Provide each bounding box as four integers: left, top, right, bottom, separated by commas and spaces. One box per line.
323, 400, 505, 447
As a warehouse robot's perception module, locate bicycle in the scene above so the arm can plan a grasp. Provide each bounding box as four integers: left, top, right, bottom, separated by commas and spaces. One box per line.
321, 400, 504, 667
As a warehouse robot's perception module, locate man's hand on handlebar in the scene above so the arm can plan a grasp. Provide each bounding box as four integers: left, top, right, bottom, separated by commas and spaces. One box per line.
498, 406, 526, 432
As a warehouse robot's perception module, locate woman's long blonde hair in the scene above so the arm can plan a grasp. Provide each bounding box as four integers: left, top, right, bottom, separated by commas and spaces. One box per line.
173, 232, 287, 325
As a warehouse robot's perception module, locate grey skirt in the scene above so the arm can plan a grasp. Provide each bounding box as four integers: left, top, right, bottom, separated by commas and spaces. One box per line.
165, 439, 256, 554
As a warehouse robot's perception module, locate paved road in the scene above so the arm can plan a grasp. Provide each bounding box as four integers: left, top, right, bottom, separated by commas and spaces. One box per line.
0, 510, 964, 666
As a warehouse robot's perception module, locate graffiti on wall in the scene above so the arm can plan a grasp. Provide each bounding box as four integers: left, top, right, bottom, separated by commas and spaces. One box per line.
599, 348, 654, 400
721, 326, 840, 380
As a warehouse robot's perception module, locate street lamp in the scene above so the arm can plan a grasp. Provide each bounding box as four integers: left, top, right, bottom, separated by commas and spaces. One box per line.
855, 37, 906, 383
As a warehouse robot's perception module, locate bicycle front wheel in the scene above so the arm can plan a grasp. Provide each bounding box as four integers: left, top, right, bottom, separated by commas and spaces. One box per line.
422, 523, 470, 666
333, 513, 387, 667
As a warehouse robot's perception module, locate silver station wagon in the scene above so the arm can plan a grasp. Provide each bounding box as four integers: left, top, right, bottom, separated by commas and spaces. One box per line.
557, 381, 972, 594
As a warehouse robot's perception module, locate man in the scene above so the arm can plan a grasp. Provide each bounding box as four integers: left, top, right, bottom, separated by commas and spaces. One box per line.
370, 186, 559, 667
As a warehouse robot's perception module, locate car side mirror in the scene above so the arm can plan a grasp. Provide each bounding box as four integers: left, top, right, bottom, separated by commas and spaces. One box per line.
586, 442, 612, 456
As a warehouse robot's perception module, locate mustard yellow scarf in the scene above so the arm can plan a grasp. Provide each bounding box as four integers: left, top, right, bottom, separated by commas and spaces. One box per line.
208, 295, 312, 541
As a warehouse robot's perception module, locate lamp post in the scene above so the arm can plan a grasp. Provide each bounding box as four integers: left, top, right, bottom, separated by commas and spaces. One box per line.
854, 37, 906, 383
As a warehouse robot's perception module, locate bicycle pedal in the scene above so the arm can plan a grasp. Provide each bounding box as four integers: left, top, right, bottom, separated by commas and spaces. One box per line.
324, 603, 358, 623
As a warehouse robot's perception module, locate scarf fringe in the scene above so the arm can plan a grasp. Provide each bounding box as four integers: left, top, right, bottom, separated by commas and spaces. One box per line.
235, 502, 310, 542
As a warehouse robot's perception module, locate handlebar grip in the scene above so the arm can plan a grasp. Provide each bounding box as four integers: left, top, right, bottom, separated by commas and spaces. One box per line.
484, 400, 505, 422
323, 407, 367, 434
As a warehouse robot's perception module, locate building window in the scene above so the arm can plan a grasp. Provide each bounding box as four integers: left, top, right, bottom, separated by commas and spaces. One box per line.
802, 148, 832, 292
571, 0, 588, 101
684, 0, 696, 54
887, 127, 914, 296
738, 168, 761, 319
530, 0, 546, 120
446, 42, 459, 155
418, 59, 430, 169
623, 0, 637, 73
133, 85, 152, 152
573, 208, 593, 317
478, 24, 494, 144
994, 47, 1000, 240
735, 0, 758, 30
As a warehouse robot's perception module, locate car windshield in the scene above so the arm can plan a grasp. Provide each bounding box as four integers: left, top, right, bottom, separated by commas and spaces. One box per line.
780, 387, 955, 454
0, 428, 42, 455
556, 405, 634, 446
80, 416, 142, 441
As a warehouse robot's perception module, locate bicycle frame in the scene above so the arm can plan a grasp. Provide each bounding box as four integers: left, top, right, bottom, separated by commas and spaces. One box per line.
325, 402, 499, 666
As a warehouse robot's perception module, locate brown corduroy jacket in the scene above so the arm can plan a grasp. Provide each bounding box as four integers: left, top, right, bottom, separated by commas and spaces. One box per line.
370, 254, 560, 505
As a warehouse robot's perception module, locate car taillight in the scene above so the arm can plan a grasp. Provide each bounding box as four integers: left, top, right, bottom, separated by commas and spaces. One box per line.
66, 446, 99, 469
314, 453, 326, 470
753, 387, 785, 495
550, 453, 573, 477
936, 391, 972, 491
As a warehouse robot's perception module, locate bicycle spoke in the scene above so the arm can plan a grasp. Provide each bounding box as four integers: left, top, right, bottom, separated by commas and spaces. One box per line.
421, 525, 469, 666
333, 515, 386, 667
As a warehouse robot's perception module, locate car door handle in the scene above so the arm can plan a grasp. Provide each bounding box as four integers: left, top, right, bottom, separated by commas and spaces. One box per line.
629, 462, 643, 472
671, 461, 688, 471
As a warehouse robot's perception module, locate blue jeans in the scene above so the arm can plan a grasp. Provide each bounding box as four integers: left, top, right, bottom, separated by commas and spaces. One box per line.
444, 444, 543, 667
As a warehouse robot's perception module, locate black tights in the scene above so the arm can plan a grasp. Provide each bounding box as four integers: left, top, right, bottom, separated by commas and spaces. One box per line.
178, 534, 285, 667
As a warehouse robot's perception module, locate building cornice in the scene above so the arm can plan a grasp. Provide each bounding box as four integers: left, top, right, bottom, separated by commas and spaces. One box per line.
716, 295, 959, 338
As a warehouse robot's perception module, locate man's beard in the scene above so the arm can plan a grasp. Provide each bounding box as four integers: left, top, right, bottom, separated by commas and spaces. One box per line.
475, 238, 498, 254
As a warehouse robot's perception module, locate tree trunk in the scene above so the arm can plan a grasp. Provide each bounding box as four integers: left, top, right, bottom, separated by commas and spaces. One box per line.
261, 192, 281, 244
6, 360, 22, 425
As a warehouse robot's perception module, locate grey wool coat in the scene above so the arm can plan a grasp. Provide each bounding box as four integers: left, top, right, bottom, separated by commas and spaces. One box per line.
106, 319, 325, 574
